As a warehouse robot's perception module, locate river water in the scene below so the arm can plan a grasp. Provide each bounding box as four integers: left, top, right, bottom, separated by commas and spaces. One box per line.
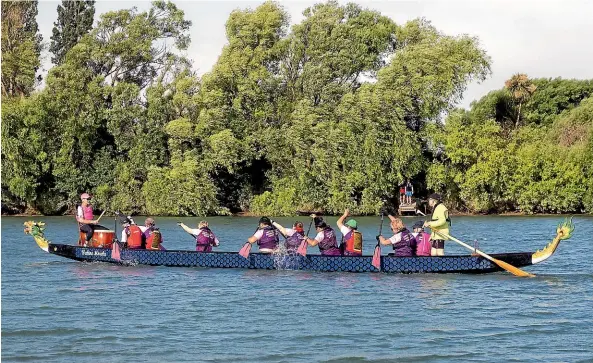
2, 215, 592, 362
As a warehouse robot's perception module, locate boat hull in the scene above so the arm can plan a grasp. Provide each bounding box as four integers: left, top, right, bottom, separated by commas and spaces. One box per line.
47, 244, 533, 274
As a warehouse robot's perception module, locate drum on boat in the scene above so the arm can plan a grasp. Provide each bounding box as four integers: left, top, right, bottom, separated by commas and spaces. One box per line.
78, 230, 115, 248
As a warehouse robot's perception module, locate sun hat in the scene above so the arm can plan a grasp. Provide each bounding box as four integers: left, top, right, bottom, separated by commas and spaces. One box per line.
428, 193, 442, 201
345, 219, 358, 229
80, 193, 91, 200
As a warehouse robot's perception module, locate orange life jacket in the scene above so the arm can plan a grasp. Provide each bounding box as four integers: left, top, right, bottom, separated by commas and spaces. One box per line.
127, 225, 143, 249
145, 229, 162, 250
345, 230, 363, 254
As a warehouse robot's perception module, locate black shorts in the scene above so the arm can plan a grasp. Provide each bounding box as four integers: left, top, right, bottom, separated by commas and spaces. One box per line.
431, 239, 445, 249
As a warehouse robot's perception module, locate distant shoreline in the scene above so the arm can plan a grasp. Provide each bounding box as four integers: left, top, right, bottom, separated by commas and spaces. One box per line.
3, 211, 589, 217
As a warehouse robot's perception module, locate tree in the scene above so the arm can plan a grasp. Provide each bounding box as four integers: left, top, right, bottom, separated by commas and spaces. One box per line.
1, 1, 193, 214
49, 0, 95, 65
1, 0, 42, 97
505, 73, 537, 127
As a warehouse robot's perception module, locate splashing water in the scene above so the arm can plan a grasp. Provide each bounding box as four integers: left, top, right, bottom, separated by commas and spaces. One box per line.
272, 244, 301, 270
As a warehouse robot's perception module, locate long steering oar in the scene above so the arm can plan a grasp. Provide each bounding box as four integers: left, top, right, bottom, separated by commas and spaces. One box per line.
436, 232, 535, 277
297, 220, 313, 256
372, 212, 384, 270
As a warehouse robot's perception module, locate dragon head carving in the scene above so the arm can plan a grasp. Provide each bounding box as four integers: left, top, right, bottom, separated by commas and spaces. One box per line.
24, 221, 50, 252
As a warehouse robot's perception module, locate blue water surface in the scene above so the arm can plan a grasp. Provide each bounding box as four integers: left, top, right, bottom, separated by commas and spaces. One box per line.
2, 215, 592, 362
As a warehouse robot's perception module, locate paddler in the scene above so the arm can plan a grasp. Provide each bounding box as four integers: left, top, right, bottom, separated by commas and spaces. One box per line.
272, 220, 305, 252
412, 221, 432, 256
305, 216, 341, 256
247, 217, 279, 253
178, 220, 220, 252
76, 193, 101, 247
378, 216, 417, 256
141, 217, 165, 250
336, 209, 363, 256
423, 193, 450, 256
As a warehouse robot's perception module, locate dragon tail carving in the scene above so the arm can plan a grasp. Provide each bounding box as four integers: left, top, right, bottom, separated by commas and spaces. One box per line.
532, 217, 575, 264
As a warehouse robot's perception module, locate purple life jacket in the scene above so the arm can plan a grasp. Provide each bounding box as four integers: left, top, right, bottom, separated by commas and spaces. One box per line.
285, 230, 305, 251
258, 226, 279, 250
318, 227, 341, 256
196, 227, 216, 252
393, 228, 417, 257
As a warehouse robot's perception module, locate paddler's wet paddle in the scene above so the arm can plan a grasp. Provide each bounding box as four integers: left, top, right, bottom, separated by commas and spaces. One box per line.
111, 240, 121, 261
239, 226, 259, 259
435, 232, 535, 278
297, 220, 313, 256
372, 211, 384, 270
238, 243, 251, 259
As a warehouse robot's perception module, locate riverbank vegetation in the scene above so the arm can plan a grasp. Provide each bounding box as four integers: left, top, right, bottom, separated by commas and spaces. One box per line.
2, 0, 592, 216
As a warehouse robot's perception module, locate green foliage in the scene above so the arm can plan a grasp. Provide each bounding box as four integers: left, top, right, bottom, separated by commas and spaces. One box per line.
2, 1, 591, 217
1, 0, 42, 97
429, 81, 593, 214
141, 153, 227, 216
50, 0, 95, 65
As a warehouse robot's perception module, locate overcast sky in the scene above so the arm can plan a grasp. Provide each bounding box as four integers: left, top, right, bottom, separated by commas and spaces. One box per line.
36, 0, 593, 108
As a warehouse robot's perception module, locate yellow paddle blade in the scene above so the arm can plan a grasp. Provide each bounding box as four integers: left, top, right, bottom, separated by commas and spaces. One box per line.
492, 258, 535, 277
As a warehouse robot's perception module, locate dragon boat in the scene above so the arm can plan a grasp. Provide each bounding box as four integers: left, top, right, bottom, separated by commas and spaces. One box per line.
23, 219, 573, 274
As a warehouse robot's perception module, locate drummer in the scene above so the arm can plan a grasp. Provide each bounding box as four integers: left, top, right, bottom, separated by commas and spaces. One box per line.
178, 220, 220, 252
76, 193, 101, 246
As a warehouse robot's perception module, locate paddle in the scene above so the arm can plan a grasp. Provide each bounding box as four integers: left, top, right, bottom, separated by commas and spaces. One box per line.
372, 211, 384, 270
239, 242, 252, 259
239, 226, 259, 259
297, 220, 313, 256
435, 231, 535, 278
111, 240, 121, 261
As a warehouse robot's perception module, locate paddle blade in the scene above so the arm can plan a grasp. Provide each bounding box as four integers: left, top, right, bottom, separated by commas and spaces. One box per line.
239, 243, 252, 259
493, 258, 535, 277
111, 242, 121, 261
372, 245, 381, 270
297, 239, 308, 256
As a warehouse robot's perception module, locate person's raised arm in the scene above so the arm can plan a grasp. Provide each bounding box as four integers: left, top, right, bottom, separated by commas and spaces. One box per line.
177, 222, 195, 236
272, 221, 287, 237
337, 209, 349, 229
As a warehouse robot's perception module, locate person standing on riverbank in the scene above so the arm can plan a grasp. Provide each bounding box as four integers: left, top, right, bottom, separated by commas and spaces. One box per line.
76, 193, 100, 246
423, 193, 450, 256
405, 180, 414, 205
